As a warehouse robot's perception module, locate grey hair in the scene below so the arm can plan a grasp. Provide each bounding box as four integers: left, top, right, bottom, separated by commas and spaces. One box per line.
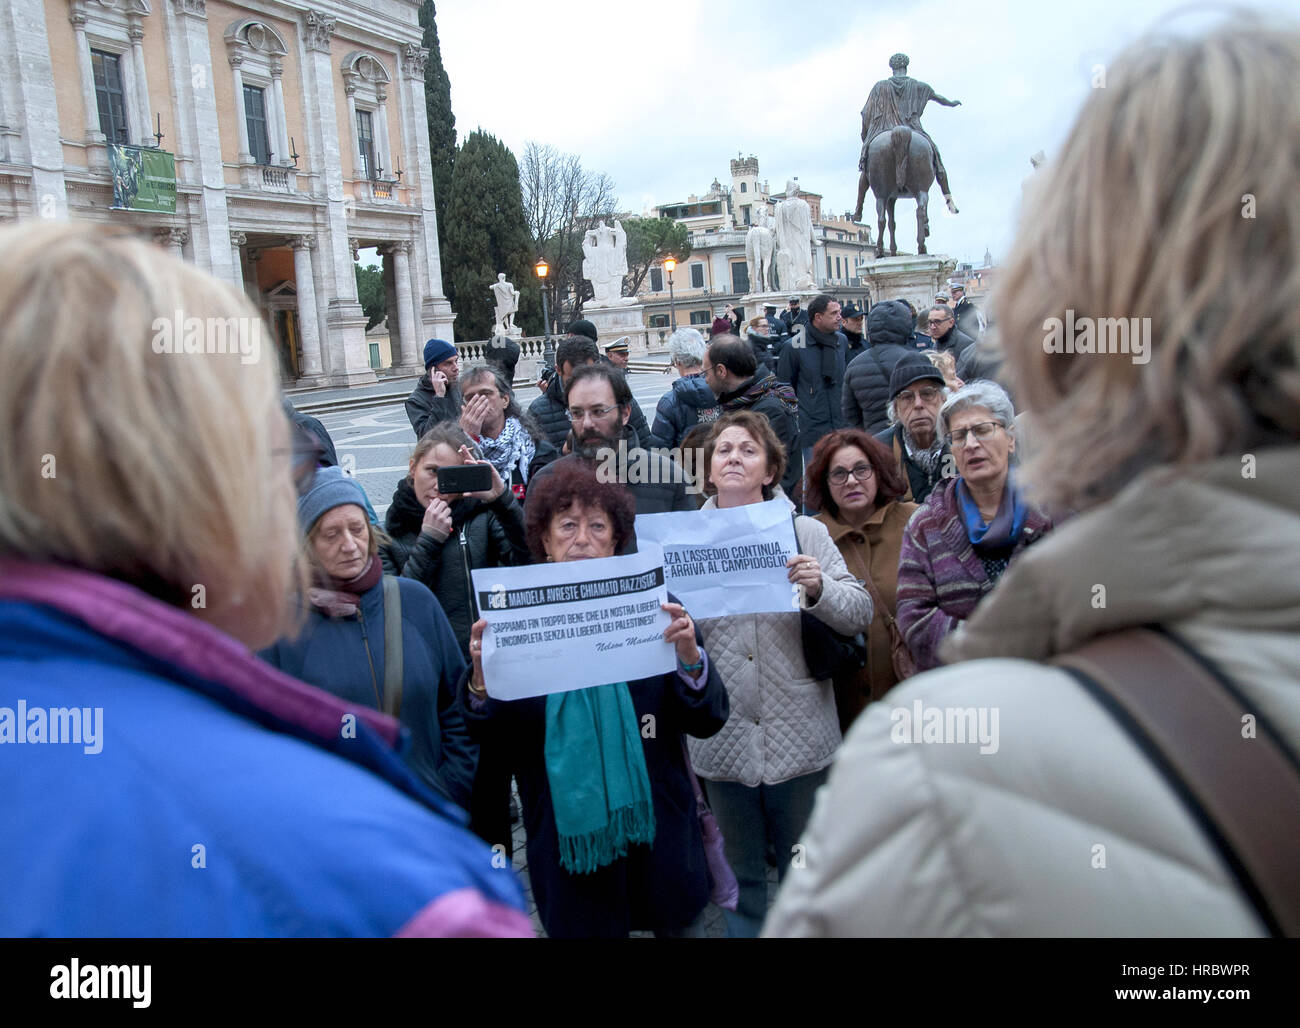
667, 327, 707, 368
939, 380, 1016, 437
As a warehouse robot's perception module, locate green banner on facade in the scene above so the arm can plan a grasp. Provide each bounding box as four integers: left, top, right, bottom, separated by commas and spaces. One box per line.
109, 145, 176, 213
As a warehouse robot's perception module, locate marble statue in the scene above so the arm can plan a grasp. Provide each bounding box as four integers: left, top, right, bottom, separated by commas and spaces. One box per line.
582, 219, 629, 305
490, 273, 521, 336
774, 180, 816, 292
745, 206, 776, 293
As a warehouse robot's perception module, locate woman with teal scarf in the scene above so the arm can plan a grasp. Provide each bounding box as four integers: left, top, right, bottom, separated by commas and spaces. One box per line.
462, 463, 729, 938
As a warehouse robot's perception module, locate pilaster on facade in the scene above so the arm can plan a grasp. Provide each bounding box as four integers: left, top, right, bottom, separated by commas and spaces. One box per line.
8, 0, 70, 217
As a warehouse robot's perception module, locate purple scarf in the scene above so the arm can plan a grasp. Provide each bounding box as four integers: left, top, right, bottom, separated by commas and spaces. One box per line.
308, 555, 382, 618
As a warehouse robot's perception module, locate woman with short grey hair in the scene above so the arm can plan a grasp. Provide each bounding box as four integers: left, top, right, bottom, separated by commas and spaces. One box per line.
650, 328, 719, 449
894, 379, 1055, 669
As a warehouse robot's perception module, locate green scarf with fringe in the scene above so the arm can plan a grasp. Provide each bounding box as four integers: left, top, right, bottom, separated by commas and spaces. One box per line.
544, 682, 656, 875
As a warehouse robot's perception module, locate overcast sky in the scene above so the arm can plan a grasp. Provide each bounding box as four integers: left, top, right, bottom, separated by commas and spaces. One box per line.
435, 1, 1293, 268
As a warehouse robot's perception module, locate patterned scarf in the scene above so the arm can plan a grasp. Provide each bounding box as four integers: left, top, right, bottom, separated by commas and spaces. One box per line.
901, 425, 945, 475
476, 416, 537, 484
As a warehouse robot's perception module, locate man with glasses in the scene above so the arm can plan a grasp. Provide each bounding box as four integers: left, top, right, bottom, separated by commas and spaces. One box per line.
529, 363, 694, 519
926, 304, 976, 364
874, 354, 950, 504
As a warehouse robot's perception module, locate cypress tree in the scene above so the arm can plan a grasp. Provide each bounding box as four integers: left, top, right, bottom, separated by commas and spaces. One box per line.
418, 2, 457, 305
444, 131, 541, 340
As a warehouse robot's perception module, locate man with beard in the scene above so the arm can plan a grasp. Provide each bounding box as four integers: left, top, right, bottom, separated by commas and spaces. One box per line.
874, 354, 950, 504
703, 334, 800, 496
528, 363, 694, 519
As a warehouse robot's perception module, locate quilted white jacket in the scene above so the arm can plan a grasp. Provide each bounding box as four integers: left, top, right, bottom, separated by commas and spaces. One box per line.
688, 495, 874, 787
764, 450, 1300, 936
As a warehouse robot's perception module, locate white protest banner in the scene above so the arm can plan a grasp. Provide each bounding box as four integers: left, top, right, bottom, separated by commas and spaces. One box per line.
634, 497, 800, 617
471, 543, 674, 701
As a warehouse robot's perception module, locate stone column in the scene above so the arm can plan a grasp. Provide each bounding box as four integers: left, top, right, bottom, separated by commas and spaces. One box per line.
68, 5, 104, 143
229, 52, 253, 164
399, 42, 455, 340
245, 247, 263, 303
230, 231, 246, 291
343, 76, 362, 179
129, 21, 152, 146
269, 58, 289, 165
388, 241, 419, 369
156, 227, 187, 260
375, 89, 391, 179
292, 235, 324, 378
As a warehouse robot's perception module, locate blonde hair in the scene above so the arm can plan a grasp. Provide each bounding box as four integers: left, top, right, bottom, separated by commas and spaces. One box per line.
997, 16, 1300, 510
0, 221, 299, 647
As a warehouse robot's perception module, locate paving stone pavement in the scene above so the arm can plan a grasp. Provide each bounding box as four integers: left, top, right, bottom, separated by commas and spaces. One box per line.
507, 779, 779, 939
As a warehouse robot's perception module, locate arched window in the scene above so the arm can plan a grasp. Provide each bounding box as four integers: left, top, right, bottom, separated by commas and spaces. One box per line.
224, 19, 290, 167
341, 52, 393, 184
69, 0, 154, 150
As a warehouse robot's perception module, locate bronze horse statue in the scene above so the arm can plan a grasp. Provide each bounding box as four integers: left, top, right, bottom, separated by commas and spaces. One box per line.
855, 125, 938, 258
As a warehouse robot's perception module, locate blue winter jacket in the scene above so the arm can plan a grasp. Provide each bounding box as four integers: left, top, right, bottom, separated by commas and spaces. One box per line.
649, 373, 719, 450
260, 576, 477, 812
0, 562, 529, 937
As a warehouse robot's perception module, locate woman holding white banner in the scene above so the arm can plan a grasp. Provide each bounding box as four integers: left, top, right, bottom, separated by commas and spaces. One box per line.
690, 410, 873, 938
463, 462, 730, 938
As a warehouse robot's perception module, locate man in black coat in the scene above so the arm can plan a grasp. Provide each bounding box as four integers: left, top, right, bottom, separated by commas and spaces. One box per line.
529, 335, 651, 452
776, 294, 849, 468
926, 304, 976, 363
530, 364, 694, 518
842, 299, 917, 434
874, 354, 950, 505
779, 296, 805, 333
406, 338, 464, 438
950, 283, 982, 339
840, 302, 867, 362
704, 334, 801, 495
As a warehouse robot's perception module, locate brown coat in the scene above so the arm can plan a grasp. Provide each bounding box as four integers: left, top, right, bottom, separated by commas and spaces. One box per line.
816, 499, 918, 729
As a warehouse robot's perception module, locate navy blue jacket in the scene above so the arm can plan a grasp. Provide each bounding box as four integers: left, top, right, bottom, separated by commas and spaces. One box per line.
261, 576, 478, 811
649, 373, 718, 449
776, 321, 849, 449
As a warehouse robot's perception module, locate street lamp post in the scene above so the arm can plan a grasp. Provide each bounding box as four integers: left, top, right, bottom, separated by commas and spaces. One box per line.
664, 256, 677, 331
535, 258, 553, 367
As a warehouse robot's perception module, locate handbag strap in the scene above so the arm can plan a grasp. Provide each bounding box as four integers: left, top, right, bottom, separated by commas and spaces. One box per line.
380, 575, 403, 719
1052, 627, 1300, 937
680, 738, 711, 812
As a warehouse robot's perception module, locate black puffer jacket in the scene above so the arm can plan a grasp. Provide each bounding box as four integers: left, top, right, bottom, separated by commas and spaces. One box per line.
527, 371, 651, 454
842, 301, 915, 435
406, 377, 463, 439
747, 330, 778, 374
380, 478, 530, 655
716, 371, 801, 495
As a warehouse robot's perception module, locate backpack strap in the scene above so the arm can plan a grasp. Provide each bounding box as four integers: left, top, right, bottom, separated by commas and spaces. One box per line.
380, 575, 404, 719
1053, 627, 1300, 937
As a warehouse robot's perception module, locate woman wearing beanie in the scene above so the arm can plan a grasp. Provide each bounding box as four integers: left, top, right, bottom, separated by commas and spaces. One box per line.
261, 466, 479, 811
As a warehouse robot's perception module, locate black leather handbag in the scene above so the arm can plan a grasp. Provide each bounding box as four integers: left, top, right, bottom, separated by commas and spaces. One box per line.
792, 514, 868, 682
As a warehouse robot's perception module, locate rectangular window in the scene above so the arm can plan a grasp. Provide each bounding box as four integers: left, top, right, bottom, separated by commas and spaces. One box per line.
243, 84, 271, 165
689, 310, 710, 325
835, 256, 842, 279
649, 313, 669, 328
91, 49, 129, 145
649, 267, 663, 292
731, 261, 749, 294
826, 255, 833, 280
357, 109, 376, 180
690, 263, 705, 289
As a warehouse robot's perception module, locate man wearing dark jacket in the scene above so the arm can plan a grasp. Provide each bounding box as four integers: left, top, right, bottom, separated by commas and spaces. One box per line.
926, 304, 976, 363
842, 299, 916, 434
530, 364, 694, 518
529, 335, 651, 451
406, 338, 464, 438
779, 296, 805, 333
704, 334, 800, 495
874, 354, 950, 505
777, 294, 849, 462
950, 283, 982, 339
840, 302, 867, 361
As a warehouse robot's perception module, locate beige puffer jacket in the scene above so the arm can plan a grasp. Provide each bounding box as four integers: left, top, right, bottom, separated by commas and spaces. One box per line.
764, 449, 1300, 936
688, 494, 874, 787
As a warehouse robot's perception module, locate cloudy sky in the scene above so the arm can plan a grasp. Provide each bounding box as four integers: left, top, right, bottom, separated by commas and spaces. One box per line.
435, 1, 1293, 268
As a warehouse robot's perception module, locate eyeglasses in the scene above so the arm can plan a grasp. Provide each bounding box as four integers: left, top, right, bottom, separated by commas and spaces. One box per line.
565, 404, 619, 422
896, 386, 942, 407
948, 421, 1003, 446
927, 317, 952, 326
828, 462, 874, 486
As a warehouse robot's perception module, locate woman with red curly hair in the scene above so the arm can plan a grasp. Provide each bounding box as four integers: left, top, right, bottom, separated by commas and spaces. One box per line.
462, 463, 729, 938
805, 429, 918, 727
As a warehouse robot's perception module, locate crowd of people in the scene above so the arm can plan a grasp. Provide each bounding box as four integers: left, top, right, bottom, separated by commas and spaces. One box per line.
2, 19, 1295, 938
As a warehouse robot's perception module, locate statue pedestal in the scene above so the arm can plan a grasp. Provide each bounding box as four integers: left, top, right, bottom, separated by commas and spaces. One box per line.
740, 288, 819, 309
583, 301, 650, 357
859, 254, 957, 317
